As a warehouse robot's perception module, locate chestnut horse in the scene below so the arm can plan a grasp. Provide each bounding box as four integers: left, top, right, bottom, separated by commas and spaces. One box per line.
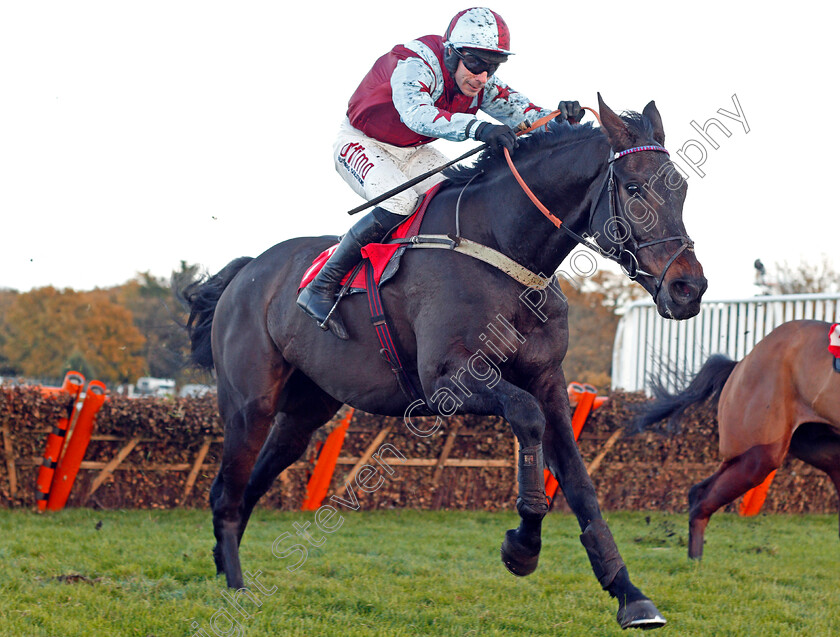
634, 319, 840, 559
182, 95, 707, 629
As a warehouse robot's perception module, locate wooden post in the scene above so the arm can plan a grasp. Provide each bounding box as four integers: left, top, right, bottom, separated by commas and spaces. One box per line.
2, 424, 17, 498
431, 421, 461, 507
180, 438, 213, 505
331, 425, 392, 500
585, 429, 622, 476
87, 437, 142, 498
513, 437, 520, 482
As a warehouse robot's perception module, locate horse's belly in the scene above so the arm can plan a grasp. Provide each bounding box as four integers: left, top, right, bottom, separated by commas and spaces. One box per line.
806, 370, 840, 432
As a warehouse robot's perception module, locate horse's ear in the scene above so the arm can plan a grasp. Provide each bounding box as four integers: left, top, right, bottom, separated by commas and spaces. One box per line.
597, 93, 632, 150
643, 100, 665, 146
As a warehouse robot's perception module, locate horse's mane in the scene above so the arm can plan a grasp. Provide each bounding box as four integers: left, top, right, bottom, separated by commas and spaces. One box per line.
443, 112, 652, 185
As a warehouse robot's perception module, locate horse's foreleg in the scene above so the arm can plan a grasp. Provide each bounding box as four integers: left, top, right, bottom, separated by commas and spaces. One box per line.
787, 424, 840, 542
494, 386, 550, 577
541, 393, 666, 630
830, 470, 840, 541
501, 435, 550, 576
429, 375, 548, 575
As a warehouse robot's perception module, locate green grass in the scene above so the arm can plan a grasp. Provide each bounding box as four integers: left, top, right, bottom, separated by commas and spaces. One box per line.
0, 509, 838, 636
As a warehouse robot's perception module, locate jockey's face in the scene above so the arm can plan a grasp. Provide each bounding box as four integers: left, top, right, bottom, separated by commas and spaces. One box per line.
454, 61, 489, 97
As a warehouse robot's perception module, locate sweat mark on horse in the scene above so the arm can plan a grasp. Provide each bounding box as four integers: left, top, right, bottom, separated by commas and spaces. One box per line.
181, 95, 707, 630
633, 320, 840, 560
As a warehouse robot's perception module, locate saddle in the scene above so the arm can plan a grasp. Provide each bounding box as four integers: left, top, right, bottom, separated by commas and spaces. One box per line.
829, 323, 840, 373
298, 185, 444, 405
299, 184, 443, 296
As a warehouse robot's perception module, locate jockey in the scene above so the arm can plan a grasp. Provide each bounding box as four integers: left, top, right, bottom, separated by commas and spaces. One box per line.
297, 7, 584, 337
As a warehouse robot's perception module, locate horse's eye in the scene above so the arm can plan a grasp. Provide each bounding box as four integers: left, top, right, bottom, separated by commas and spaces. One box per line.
626, 183, 642, 195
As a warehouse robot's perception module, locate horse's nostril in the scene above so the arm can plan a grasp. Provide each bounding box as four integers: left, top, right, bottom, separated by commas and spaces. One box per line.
670, 279, 698, 302
677, 282, 692, 298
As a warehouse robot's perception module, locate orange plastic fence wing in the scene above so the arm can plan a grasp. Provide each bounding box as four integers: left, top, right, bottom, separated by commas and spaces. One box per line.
739, 469, 777, 517
35, 372, 85, 511
571, 391, 597, 441
46, 380, 107, 511
301, 409, 354, 511
549, 384, 605, 500
567, 382, 585, 408
544, 468, 559, 501
36, 371, 85, 399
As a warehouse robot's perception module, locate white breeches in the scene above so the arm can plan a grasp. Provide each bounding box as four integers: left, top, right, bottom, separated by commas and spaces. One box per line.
333, 118, 449, 215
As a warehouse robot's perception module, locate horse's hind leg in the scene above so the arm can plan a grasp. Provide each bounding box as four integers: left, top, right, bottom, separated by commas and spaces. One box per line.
787, 423, 840, 540
212, 367, 292, 589
687, 440, 783, 559
237, 373, 342, 541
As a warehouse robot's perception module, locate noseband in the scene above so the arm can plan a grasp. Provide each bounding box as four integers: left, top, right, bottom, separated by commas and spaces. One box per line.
593, 145, 694, 301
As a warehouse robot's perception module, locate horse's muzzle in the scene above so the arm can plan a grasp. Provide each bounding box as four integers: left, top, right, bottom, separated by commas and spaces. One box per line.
657, 274, 708, 319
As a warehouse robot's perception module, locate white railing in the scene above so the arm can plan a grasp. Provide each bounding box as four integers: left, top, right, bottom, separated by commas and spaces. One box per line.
611, 293, 840, 393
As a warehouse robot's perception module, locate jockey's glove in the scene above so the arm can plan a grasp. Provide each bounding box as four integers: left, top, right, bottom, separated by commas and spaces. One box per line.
474, 122, 519, 154
557, 100, 584, 123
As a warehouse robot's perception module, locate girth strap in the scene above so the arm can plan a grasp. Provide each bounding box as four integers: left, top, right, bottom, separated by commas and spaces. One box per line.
389, 234, 550, 290
363, 259, 428, 408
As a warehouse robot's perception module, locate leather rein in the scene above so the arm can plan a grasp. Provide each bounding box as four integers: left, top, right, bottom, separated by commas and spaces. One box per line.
392, 107, 693, 300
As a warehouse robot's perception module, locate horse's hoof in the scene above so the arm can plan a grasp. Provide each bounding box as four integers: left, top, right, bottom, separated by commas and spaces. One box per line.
617, 599, 667, 630
500, 529, 540, 576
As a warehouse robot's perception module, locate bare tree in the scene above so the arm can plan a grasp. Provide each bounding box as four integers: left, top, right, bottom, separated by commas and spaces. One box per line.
755, 255, 840, 295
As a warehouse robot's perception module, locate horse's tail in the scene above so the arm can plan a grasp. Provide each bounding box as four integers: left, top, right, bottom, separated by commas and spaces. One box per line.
179, 256, 253, 370
631, 354, 738, 433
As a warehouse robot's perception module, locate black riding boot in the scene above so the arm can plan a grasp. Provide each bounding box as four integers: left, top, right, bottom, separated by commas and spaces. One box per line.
296, 207, 404, 339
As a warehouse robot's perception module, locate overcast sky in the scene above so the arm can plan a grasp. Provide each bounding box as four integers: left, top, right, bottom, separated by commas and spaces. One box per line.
2, 1, 837, 300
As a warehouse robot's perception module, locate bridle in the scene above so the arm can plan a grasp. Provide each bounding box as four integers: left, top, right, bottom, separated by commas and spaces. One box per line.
589, 145, 694, 301
503, 110, 694, 302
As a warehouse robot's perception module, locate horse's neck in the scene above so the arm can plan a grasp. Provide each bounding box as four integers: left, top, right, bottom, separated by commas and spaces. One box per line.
483, 138, 609, 276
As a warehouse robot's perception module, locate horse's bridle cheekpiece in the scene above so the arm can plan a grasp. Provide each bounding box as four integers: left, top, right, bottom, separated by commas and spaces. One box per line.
494, 108, 695, 301
599, 144, 695, 302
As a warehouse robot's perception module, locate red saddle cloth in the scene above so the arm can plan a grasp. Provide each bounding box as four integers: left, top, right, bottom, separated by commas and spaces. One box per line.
299, 183, 442, 292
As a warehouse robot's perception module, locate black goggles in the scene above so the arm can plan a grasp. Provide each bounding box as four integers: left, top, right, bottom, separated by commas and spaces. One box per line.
452, 48, 504, 76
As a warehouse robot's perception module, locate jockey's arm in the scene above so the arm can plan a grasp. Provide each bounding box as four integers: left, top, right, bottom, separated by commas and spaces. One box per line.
479, 77, 553, 130
391, 57, 554, 142
390, 57, 484, 143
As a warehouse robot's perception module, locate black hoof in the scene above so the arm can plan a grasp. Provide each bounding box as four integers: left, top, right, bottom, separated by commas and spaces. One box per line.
617, 599, 667, 630
500, 529, 540, 576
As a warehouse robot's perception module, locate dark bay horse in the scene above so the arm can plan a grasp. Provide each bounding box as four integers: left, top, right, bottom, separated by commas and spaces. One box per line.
634, 320, 840, 559
182, 95, 707, 629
